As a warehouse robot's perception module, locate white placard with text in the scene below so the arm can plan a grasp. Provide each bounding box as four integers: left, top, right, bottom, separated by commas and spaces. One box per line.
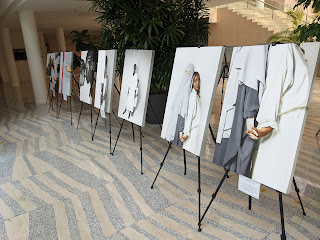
238, 175, 260, 199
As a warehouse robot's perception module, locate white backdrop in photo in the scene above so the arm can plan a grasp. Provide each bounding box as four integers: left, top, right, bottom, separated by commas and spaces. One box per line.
118, 49, 155, 127
161, 47, 225, 157
94, 50, 117, 118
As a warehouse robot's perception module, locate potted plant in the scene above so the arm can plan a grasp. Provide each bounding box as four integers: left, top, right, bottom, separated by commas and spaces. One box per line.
89, 0, 210, 124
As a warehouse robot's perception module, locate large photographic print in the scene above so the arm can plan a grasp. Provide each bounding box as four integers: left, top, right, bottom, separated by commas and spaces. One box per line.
161, 47, 225, 157
58, 52, 74, 97
50, 52, 60, 96
118, 49, 155, 127
213, 43, 320, 194
79, 50, 97, 104
94, 50, 117, 118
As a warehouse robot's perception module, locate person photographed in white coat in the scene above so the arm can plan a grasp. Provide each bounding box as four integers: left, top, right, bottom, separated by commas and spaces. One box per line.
123, 64, 139, 118
165, 64, 194, 146
180, 72, 201, 153
246, 43, 311, 193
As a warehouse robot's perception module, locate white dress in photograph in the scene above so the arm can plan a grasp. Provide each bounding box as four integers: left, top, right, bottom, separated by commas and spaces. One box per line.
183, 88, 201, 153
100, 66, 108, 118
125, 71, 139, 118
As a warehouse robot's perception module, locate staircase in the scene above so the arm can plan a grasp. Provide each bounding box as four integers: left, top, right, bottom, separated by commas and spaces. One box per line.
218, 0, 312, 33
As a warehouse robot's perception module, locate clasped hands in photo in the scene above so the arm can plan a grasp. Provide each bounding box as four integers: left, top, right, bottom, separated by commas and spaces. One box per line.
245, 117, 273, 140
179, 132, 188, 142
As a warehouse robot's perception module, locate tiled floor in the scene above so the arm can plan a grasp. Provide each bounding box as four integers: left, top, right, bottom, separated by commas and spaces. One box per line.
0, 79, 319, 239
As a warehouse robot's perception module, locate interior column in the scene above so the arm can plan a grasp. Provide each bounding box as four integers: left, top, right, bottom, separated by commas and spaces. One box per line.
0, 28, 25, 110
19, 9, 47, 105
56, 28, 67, 52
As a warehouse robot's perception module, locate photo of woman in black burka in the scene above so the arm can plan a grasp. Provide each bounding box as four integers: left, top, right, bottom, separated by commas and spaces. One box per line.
79, 50, 97, 99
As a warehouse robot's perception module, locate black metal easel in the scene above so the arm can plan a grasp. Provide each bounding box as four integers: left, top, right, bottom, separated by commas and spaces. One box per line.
76, 86, 95, 139
111, 119, 144, 174
56, 95, 73, 125
199, 170, 307, 239
247, 177, 306, 215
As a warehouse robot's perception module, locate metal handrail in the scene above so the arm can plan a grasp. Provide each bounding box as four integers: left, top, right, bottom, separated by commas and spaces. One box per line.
270, 0, 316, 21
246, 0, 314, 24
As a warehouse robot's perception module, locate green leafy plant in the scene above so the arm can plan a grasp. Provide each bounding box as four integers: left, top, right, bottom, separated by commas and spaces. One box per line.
294, 0, 320, 42
71, 30, 100, 70
89, 0, 210, 94
267, 9, 305, 43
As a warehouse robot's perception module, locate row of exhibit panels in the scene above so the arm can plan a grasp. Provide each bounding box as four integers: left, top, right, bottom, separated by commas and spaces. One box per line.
46, 42, 320, 195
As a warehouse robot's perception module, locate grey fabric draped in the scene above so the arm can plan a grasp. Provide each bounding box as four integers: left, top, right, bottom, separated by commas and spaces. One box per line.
213, 84, 259, 177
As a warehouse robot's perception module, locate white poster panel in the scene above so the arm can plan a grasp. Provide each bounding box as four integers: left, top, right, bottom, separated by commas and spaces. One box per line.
94, 50, 117, 118
79, 51, 96, 104
161, 47, 225, 157
50, 52, 60, 96
46, 53, 53, 76
58, 52, 74, 97
251, 42, 320, 194
118, 49, 155, 127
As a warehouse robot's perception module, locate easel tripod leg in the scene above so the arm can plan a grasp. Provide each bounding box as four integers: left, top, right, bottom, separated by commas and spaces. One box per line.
200, 169, 230, 225
248, 195, 252, 210
90, 104, 93, 139
131, 123, 135, 142
139, 126, 143, 175
208, 124, 216, 144
292, 177, 306, 216
57, 96, 63, 118
151, 143, 172, 189
92, 109, 101, 141
77, 102, 84, 129
109, 113, 112, 154
112, 110, 121, 125
225, 168, 229, 178
111, 119, 125, 155
48, 92, 53, 113
198, 156, 201, 232
183, 149, 187, 175
278, 191, 286, 240
70, 96, 73, 125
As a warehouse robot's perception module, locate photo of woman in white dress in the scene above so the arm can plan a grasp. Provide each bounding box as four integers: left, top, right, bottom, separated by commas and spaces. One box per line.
165, 64, 194, 146
180, 72, 201, 153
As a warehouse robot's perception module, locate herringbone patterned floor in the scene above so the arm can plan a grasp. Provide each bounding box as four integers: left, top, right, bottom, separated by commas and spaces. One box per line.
0, 79, 319, 239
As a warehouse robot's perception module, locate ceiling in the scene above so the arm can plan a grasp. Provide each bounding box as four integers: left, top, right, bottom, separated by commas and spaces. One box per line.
0, 0, 235, 34
0, 0, 102, 33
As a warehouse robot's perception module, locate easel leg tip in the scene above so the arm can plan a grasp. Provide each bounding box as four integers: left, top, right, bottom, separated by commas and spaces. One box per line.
198, 228, 201, 232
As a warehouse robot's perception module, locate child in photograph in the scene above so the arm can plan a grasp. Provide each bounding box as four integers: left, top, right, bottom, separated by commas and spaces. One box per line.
180, 72, 201, 153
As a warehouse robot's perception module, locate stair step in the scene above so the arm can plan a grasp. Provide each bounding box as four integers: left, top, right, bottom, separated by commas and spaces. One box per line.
226, 0, 296, 33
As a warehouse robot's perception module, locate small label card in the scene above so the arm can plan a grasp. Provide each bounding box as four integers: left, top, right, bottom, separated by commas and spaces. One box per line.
238, 175, 261, 199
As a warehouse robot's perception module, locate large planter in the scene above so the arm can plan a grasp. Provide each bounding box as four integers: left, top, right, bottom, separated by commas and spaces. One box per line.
146, 92, 168, 124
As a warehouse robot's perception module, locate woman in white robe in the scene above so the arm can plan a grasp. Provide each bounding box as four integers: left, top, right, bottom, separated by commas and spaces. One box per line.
165, 64, 194, 146
180, 72, 201, 154
247, 43, 311, 193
